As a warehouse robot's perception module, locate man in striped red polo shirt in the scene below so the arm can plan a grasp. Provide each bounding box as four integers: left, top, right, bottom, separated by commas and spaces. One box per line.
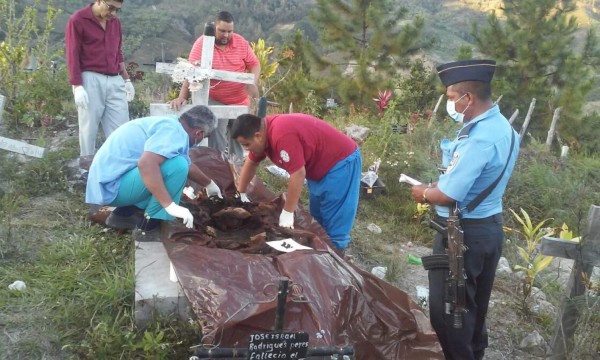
171, 11, 261, 164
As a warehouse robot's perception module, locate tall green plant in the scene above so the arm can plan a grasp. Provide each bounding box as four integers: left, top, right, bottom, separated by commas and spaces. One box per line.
504, 208, 554, 313
393, 58, 438, 115
250, 38, 279, 88
0, 0, 62, 129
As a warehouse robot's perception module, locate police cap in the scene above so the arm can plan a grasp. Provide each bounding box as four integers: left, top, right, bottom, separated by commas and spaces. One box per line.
436, 59, 496, 87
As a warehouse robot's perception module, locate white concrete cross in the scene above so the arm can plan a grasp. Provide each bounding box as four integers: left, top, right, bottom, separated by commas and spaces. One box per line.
150, 35, 255, 120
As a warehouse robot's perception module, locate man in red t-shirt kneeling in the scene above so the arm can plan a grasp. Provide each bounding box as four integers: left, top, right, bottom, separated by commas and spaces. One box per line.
231, 113, 362, 254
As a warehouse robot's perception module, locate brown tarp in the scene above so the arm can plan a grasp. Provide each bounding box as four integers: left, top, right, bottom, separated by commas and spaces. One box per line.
160, 147, 442, 359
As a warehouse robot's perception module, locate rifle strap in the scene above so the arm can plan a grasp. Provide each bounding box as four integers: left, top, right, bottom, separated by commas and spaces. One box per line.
464, 129, 516, 212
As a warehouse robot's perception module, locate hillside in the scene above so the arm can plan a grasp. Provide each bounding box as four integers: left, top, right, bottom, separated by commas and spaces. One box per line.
38, 0, 599, 68
8, 0, 600, 112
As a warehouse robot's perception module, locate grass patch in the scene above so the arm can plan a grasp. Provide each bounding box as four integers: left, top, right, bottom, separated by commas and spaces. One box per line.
0, 196, 199, 359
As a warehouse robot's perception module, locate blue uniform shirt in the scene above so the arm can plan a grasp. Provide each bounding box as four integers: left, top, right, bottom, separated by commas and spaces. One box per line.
85, 115, 191, 205
435, 105, 519, 218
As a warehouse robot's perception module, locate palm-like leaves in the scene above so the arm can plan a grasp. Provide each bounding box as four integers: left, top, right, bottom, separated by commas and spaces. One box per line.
250, 38, 280, 83
505, 208, 555, 309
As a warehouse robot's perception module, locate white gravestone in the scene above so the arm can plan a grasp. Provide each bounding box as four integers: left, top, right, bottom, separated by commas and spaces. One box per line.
0, 136, 46, 158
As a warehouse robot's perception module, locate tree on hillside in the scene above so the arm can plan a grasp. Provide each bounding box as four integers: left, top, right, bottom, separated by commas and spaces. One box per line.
268, 30, 329, 114
473, 0, 600, 148
309, 0, 425, 107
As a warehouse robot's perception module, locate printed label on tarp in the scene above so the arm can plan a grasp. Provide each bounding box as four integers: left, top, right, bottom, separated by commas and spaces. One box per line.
248, 332, 309, 360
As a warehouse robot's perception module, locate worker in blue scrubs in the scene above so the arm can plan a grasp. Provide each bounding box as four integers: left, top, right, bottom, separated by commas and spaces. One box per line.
86, 105, 223, 241
411, 60, 520, 360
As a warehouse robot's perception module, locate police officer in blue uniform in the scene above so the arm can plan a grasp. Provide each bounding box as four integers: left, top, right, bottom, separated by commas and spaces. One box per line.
411, 59, 520, 360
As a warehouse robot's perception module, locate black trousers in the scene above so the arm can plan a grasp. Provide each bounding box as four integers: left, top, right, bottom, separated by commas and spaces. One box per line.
428, 215, 504, 360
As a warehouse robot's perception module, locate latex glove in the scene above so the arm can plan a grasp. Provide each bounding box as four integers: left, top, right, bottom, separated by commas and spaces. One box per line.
239, 192, 251, 203
205, 180, 223, 199
73, 86, 89, 110
279, 209, 294, 229
124, 80, 135, 102
165, 202, 194, 228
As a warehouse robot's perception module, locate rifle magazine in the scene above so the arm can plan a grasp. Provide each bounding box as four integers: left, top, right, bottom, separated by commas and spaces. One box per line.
421, 254, 449, 270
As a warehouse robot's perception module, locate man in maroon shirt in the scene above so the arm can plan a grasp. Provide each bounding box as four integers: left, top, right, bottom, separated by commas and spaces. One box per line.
231, 113, 362, 253
65, 0, 135, 164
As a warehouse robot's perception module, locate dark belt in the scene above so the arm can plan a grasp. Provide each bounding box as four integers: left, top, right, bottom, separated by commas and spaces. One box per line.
433, 213, 503, 226
92, 71, 119, 76
462, 213, 503, 225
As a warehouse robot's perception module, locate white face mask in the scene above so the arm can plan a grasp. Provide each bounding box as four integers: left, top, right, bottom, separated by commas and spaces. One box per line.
446, 93, 469, 123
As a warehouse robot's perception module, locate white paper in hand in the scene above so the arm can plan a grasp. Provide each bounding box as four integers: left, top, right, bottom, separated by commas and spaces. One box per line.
182, 186, 197, 200
267, 239, 313, 253
399, 173, 422, 186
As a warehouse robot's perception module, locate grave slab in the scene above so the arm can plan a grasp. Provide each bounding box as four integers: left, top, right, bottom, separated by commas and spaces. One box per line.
134, 240, 191, 326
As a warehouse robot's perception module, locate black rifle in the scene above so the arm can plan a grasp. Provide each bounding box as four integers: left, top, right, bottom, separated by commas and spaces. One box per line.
445, 205, 466, 329
422, 205, 466, 329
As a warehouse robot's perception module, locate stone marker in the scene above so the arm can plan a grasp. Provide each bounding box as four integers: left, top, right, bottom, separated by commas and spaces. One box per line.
0, 136, 46, 158
155, 62, 175, 75
135, 241, 190, 326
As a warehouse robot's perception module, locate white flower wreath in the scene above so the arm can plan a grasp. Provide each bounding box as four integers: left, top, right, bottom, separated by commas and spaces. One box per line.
171, 58, 214, 90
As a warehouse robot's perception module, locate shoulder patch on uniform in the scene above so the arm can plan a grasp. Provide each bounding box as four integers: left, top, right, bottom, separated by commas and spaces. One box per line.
280, 150, 290, 163
458, 122, 477, 140
446, 152, 460, 173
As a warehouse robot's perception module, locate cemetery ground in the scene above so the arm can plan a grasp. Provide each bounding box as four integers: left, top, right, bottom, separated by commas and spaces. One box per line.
0, 119, 599, 359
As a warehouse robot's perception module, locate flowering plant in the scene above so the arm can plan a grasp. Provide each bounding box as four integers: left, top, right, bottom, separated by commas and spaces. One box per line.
373, 89, 392, 116
125, 62, 145, 82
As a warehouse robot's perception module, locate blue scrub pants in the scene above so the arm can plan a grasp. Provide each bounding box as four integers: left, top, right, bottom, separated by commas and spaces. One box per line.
109, 156, 189, 220
307, 148, 361, 249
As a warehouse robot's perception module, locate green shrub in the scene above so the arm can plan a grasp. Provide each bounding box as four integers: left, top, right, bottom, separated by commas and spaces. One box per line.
505, 145, 600, 232
11, 66, 72, 128
128, 97, 150, 119
0, 148, 76, 197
